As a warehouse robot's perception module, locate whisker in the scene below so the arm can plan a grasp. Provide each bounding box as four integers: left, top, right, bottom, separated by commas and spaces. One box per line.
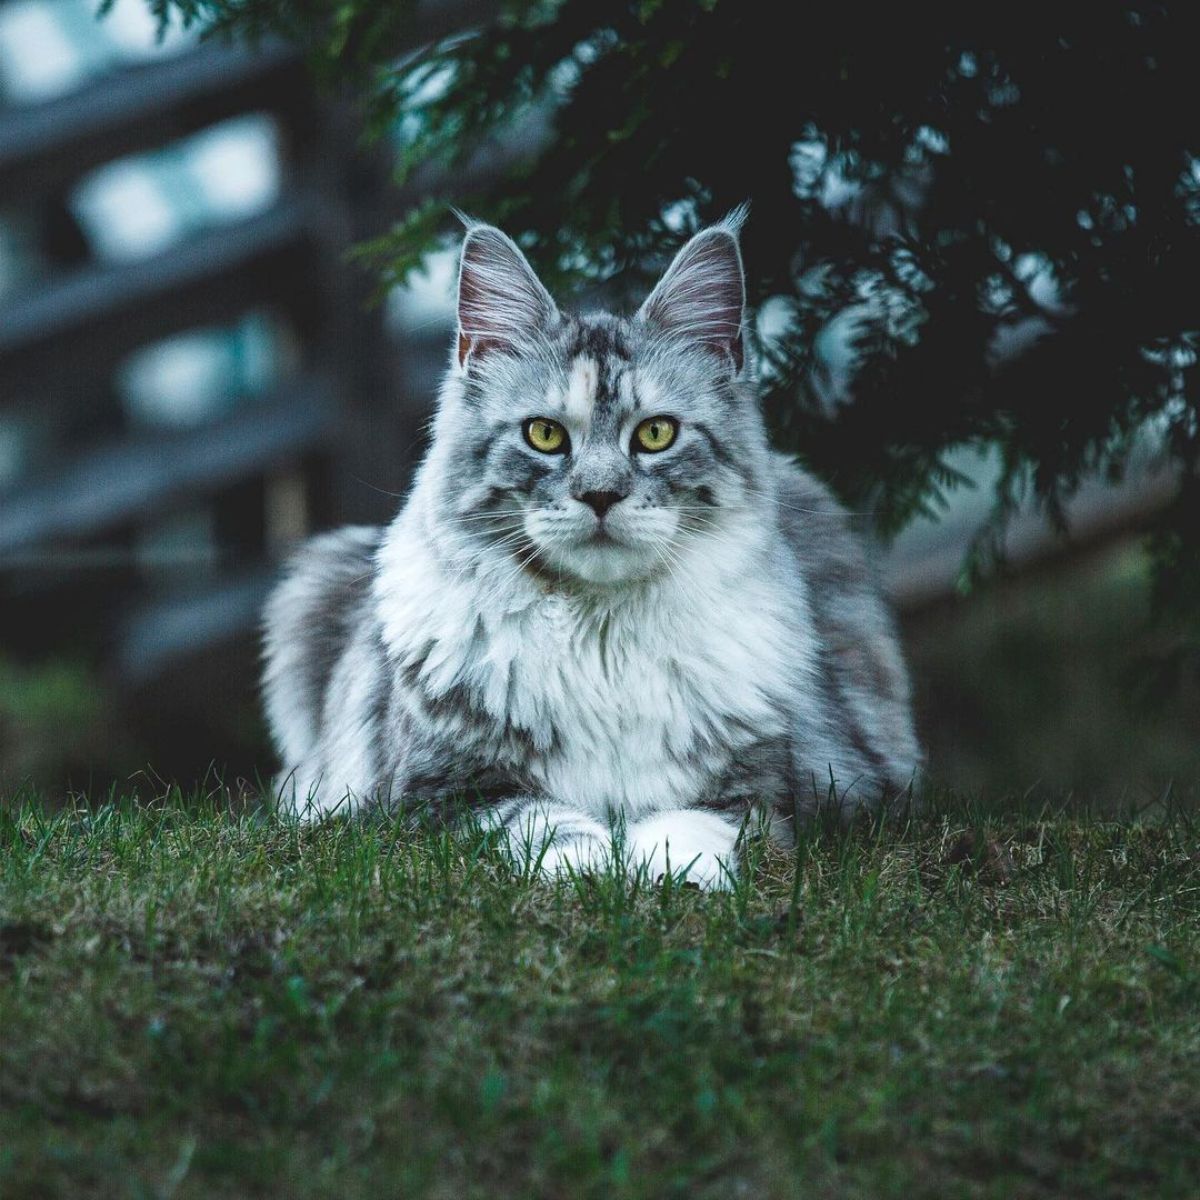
474, 542, 544, 608
445, 509, 525, 524
351, 476, 410, 500
742, 487, 877, 518
438, 525, 531, 591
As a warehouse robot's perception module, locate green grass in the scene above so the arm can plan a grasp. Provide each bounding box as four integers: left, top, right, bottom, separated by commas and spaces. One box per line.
2, 793, 1198, 1199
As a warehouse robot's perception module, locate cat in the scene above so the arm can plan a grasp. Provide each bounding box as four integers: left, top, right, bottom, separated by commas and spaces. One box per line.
262, 211, 920, 888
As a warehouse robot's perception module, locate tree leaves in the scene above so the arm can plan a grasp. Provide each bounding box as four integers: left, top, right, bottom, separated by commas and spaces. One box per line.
160, 0, 1200, 618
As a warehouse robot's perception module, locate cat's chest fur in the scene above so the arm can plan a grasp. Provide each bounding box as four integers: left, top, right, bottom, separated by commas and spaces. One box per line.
376, 525, 806, 818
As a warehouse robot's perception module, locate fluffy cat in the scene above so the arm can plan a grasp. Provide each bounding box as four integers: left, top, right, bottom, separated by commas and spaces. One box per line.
262, 212, 920, 888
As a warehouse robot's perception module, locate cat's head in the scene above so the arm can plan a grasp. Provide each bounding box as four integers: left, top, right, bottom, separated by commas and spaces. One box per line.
429, 211, 768, 586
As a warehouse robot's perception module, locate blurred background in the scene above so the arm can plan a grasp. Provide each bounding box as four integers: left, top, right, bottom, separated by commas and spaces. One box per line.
0, 0, 1195, 804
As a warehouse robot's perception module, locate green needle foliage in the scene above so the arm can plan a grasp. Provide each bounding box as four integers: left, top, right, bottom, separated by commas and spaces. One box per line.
2, 791, 1199, 1196
151, 2, 1198, 631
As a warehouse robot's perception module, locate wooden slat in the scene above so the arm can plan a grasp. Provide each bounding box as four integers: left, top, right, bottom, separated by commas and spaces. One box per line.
0, 42, 305, 197
0, 199, 321, 396
115, 568, 275, 683
0, 377, 336, 555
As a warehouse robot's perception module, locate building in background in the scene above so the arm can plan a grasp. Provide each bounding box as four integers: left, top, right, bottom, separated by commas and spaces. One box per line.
0, 0, 422, 788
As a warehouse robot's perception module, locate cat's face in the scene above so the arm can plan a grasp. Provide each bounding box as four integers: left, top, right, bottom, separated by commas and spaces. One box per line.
434, 216, 764, 586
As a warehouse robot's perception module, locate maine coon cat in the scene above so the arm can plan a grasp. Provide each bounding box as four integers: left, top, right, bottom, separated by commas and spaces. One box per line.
262, 212, 920, 888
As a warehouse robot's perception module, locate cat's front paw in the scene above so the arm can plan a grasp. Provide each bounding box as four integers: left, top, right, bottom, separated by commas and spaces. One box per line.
491, 799, 612, 881
534, 831, 612, 879
627, 809, 740, 890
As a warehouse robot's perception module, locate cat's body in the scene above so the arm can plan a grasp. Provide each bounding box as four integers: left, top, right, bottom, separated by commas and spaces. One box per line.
263, 215, 919, 886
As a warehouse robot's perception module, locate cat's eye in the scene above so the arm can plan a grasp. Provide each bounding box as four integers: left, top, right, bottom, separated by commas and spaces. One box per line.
523, 417, 568, 454
633, 415, 678, 453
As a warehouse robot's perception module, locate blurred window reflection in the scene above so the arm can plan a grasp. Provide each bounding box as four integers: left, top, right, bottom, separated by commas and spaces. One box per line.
0, 0, 191, 106
71, 114, 283, 262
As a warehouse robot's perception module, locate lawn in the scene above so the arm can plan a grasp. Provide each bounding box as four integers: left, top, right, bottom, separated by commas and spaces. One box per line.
1, 792, 1198, 1199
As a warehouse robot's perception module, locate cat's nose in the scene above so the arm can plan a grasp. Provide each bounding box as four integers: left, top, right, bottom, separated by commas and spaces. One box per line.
577, 490, 625, 518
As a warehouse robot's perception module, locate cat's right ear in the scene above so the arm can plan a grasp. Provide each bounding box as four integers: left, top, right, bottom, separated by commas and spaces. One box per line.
455, 224, 557, 369
638, 209, 748, 372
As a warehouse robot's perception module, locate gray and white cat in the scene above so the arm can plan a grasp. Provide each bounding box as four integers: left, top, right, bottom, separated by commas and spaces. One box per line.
262, 213, 920, 888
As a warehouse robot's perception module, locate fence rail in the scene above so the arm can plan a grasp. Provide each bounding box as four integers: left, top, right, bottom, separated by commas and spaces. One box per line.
0, 32, 387, 710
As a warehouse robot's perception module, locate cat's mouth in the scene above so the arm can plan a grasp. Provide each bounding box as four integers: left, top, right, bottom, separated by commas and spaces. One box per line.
526, 528, 664, 586
583, 527, 620, 546
517, 507, 679, 585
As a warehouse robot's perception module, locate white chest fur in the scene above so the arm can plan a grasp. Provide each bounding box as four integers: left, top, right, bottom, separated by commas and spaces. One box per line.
376, 516, 811, 820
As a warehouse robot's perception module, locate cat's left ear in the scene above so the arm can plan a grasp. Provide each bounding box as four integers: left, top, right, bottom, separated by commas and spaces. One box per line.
456, 223, 558, 369
638, 210, 747, 372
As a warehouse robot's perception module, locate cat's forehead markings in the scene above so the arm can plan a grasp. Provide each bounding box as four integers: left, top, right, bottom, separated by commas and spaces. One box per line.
617, 369, 637, 411
564, 356, 599, 423
630, 370, 665, 414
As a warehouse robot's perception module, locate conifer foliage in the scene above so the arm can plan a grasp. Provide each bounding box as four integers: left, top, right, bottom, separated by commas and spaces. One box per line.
158, 1, 1199, 640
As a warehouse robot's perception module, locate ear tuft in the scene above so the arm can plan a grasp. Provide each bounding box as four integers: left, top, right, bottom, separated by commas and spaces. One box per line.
638, 213, 748, 371
456, 225, 557, 368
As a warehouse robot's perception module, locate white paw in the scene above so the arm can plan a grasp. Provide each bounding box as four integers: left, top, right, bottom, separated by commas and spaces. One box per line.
534, 831, 613, 878
493, 801, 612, 880
627, 810, 740, 890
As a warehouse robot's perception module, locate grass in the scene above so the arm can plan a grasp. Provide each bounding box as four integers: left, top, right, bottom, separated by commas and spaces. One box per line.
1, 791, 1198, 1199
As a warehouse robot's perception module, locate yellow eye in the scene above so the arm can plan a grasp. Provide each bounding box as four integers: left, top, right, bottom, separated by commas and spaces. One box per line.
523, 417, 568, 454
633, 415, 678, 453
